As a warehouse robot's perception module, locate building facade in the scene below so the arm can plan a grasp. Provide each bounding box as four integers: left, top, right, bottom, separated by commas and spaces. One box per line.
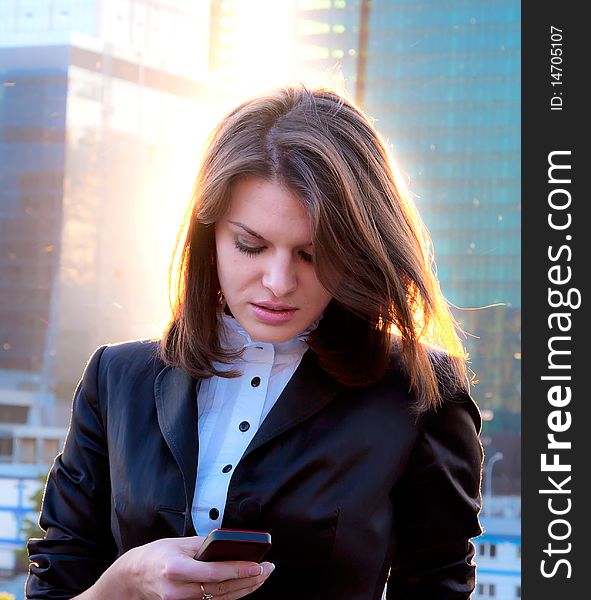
294, 0, 521, 485
293, 1, 521, 592
0, 1, 213, 584
476, 511, 521, 599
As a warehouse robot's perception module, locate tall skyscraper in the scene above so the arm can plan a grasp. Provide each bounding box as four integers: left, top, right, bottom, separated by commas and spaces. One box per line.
293, 3, 521, 597
294, 0, 521, 487
0, 0, 212, 577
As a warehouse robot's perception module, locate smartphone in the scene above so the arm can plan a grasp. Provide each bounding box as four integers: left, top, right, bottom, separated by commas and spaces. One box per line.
193, 528, 272, 562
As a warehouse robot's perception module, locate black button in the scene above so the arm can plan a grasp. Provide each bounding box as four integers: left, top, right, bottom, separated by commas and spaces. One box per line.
222, 464, 232, 473
209, 508, 219, 520
238, 498, 261, 519
239, 421, 250, 432
251, 376, 261, 387
255, 346, 263, 350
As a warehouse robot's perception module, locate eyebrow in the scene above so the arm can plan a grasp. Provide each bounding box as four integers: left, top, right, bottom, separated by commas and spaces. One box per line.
228, 220, 312, 247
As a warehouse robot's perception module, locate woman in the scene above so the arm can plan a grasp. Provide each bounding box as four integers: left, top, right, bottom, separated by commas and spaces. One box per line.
26, 86, 483, 599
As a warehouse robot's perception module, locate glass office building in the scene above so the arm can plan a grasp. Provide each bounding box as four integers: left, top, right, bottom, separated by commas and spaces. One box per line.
0, 46, 67, 374
0, 1, 211, 577
294, 2, 521, 596
1, 0, 211, 398
295, 0, 521, 433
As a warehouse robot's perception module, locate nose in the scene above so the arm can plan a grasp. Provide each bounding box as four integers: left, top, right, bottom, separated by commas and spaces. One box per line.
261, 253, 297, 297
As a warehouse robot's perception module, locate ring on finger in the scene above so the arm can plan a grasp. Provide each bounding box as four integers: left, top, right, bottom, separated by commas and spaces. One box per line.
200, 583, 214, 600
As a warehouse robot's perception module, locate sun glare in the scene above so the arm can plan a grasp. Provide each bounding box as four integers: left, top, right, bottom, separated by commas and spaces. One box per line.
145, 1, 352, 336
226, 0, 293, 95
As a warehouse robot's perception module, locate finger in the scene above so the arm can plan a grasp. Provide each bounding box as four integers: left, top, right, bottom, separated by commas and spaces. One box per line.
219, 562, 275, 595
197, 562, 275, 599
192, 559, 272, 583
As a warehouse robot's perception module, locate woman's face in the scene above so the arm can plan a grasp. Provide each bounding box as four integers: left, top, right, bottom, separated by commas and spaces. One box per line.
215, 177, 332, 343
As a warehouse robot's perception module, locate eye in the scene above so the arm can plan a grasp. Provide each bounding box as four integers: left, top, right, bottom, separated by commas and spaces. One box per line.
234, 239, 264, 256
234, 238, 313, 262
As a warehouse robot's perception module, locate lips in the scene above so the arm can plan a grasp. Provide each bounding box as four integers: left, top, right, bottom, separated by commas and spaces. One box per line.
254, 302, 297, 311
250, 302, 298, 324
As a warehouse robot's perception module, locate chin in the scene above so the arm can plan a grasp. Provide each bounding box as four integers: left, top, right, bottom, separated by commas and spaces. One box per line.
248, 324, 298, 344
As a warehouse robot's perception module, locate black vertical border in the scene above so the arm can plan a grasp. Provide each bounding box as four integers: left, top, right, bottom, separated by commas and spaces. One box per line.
522, 2, 589, 597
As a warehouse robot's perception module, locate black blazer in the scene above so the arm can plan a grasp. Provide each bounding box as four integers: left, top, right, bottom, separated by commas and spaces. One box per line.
26, 340, 483, 599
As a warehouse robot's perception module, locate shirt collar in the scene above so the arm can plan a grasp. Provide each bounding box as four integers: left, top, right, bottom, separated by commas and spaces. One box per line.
218, 312, 318, 362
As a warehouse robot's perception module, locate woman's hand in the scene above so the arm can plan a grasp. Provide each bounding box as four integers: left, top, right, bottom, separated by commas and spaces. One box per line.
75, 536, 275, 600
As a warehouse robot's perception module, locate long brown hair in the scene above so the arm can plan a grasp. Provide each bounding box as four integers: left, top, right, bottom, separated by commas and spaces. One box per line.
160, 85, 469, 413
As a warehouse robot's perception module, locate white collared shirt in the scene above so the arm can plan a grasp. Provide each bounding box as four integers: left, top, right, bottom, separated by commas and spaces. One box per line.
191, 313, 313, 535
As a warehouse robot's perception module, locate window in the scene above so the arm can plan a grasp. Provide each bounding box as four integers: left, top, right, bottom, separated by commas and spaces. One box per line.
477, 583, 497, 597
42, 438, 60, 463
0, 436, 14, 461
478, 542, 498, 559
0, 405, 29, 423
20, 438, 37, 463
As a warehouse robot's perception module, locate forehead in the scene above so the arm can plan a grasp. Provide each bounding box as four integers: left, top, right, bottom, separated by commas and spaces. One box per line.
224, 177, 311, 241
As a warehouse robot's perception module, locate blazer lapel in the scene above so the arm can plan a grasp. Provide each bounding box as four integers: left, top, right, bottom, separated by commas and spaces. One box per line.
241, 350, 344, 460
152, 352, 342, 526
154, 366, 199, 518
